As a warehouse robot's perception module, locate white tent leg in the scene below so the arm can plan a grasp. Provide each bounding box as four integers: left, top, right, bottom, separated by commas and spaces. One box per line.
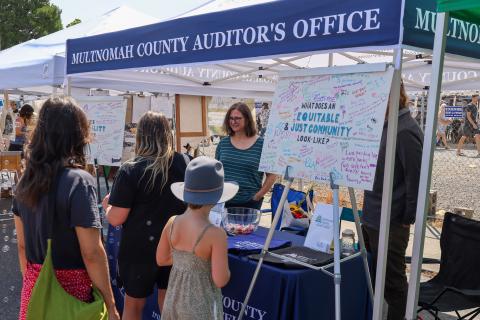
420, 92, 425, 132
330, 173, 341, 320
405, 12, 449, 320
65, 76, 72, 96
372, 48, 403, 320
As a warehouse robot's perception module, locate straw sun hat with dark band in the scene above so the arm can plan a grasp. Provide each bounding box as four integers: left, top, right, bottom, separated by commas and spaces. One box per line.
171, 156, 238, 205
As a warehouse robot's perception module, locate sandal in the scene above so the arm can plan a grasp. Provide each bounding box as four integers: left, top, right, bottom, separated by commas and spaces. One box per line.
457, 152, 465, 156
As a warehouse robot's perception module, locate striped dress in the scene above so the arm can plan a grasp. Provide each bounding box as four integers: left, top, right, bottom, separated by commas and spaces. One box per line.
215, 136, 264, 205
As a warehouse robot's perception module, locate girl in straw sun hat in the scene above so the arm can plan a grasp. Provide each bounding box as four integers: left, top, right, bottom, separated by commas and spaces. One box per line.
156, 156, 238, 320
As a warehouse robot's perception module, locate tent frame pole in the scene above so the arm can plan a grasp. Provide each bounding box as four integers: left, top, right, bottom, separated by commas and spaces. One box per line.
330, 173, 342, 320
372, 47, 403, 320
405, 12, 449, 320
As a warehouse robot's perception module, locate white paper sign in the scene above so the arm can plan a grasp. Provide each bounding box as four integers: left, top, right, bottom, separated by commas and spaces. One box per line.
132, 96, 151, 123
304, 204, 342, 253
76, 97, 127, 166
259, 67, 394, 191
151, 96, 173, 119
209, 203, 225, 227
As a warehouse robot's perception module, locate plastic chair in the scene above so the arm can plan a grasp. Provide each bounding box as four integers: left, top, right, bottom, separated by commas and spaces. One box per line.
267, 183, 313, 235
417, 212, 480, 320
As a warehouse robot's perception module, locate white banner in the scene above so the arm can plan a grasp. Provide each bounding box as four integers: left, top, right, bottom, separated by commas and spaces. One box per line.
259, 66, 394, 190
76, 96, 127, 166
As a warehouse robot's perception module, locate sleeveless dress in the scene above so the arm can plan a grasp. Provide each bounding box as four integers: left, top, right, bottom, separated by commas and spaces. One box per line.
161, 218, 224, 320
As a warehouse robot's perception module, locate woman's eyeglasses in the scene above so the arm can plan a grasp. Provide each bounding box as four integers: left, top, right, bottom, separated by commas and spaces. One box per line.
229, 116, 244, 122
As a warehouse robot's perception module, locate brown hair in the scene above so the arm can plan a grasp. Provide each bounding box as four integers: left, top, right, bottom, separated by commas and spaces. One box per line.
16, 97, 90, 208
188, 203, 204, 210
399, 81, 408, 109
222, 102, 257, 137
133, 111, 174, 192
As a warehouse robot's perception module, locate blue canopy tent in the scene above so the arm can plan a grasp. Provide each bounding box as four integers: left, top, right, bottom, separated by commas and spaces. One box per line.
65, 0, 480, 319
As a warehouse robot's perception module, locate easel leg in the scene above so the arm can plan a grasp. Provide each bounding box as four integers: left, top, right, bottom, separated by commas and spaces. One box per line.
93, 159, 102, 204
238, 166, 294, 320
348, 187, 374, 304
330, 173, 341, 320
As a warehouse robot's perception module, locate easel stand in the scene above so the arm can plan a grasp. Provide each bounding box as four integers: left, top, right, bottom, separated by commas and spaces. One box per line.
238, 167, 373, 320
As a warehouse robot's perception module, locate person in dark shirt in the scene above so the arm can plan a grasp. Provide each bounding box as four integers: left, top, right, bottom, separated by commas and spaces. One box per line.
362, 81, 423, 320
456, 94, 480, 157
13, 97, 119, 320
102, 111, 188, 319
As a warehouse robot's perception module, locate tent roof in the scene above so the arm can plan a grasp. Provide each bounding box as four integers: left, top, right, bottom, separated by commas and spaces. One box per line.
66, 0, 402, 75
437, 0, 480, 12
0, 5, 159, 90
437, 1, 480, 31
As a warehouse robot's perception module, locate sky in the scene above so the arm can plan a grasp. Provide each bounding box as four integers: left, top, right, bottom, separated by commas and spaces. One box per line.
50, 0, 210, 26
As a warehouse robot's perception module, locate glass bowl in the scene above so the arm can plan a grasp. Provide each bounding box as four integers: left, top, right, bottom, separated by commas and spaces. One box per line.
222, 207, 261, 235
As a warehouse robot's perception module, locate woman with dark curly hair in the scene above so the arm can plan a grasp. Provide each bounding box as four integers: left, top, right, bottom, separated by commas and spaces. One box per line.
14, 97, 119, 320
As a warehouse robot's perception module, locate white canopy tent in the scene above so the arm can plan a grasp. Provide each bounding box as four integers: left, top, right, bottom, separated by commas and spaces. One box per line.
0, 5, 159, 94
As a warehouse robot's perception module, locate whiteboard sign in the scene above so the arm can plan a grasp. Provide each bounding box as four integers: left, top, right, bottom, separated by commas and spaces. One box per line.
259, 67, 394, 190
76, 97, 127, 166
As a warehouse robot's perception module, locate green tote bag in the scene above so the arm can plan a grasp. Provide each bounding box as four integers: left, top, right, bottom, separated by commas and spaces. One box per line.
26, 170, 108, 320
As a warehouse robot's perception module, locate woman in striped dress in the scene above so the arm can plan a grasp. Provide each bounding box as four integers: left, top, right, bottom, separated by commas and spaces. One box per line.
215, 102, 277, 209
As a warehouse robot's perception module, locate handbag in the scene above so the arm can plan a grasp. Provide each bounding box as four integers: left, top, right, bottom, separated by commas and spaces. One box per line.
26, 170, 108, 320
271, 183, 314, 231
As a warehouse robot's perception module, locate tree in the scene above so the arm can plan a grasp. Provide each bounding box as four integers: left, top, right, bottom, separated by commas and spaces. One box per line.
66, 18, 82, 28
0, 0, 63, 50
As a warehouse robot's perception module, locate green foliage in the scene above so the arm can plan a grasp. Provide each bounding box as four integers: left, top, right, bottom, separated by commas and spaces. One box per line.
0, 0, 63, 50
66, 18, 82, 28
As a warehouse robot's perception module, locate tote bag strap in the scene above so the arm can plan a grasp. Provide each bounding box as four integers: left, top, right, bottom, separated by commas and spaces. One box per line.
46, 168, 65, 240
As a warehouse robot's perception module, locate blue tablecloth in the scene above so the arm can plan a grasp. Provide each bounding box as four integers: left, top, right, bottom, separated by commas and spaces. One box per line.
106, 225, 371, 320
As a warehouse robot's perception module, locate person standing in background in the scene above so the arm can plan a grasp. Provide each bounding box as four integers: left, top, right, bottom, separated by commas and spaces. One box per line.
0, 100, 16, 150
362, 82, 423, 320
456, 94, 480, 157
8, 104, 35, 153
215, 102, 276, 210
436, 100, 452, 149
256, 102, 271, 137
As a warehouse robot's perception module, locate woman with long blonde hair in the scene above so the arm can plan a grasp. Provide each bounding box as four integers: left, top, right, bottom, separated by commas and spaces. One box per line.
102, 111, 188, 319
